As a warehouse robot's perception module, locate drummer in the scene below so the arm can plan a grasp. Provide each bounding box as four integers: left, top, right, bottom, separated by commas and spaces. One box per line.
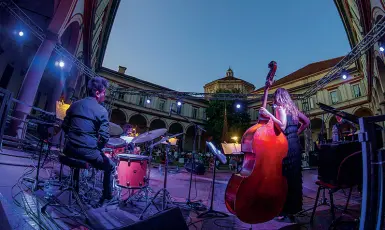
121, 124, 140, 154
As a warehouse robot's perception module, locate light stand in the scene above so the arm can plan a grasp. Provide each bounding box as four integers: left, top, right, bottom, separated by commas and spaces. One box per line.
169, 103, 206, 211
197, 155, 228, 218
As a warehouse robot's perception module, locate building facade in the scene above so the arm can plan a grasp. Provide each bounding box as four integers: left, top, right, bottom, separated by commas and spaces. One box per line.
204, 68, 255, 94
0, 0, 119, 136
250, 57, 373, 150
334, 0, 385, 117
98, 66, 208, 152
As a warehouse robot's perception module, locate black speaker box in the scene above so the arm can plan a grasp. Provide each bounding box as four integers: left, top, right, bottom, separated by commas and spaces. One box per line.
116, 207, 188, 230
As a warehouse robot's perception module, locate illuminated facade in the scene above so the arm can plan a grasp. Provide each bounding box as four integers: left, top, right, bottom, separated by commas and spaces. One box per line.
334, 0, 385, 117
97, 66, 208, 152
250, 57, 372, 148
204, 68, 255, 94
0, 0, 120, 136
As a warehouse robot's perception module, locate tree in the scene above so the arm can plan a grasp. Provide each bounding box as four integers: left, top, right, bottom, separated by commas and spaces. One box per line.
205, 89, 251, 144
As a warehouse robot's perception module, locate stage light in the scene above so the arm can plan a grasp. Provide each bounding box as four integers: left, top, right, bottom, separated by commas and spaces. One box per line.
18, 31, 24, 36
342, 74, 347, 80
236, 104, 241, 109
380, 46, 385, 52
146, 99, 151, 104
177, 101, 182, 106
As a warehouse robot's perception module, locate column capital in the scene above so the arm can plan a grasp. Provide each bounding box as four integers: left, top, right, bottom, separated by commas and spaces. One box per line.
45, 30, 59, 42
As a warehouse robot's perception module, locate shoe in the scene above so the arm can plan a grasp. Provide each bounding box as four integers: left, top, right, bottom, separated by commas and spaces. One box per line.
275, 215, 295, 223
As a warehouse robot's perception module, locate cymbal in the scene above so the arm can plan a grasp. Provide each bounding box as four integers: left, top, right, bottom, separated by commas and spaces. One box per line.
131, 128, 167, 144
206, 141, 227, 164
109, 122, 123, 136
150, 132, 183, 148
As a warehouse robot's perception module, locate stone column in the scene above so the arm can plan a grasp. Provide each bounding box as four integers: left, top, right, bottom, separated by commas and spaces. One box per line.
12, 34, 57, 137
182, 133, 186, 151
197, 129, 202, 152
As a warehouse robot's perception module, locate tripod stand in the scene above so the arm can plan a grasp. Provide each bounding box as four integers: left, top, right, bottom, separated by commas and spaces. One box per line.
197, 156, 228, 218
139, 141, 174, 219
169, 103, 206, 211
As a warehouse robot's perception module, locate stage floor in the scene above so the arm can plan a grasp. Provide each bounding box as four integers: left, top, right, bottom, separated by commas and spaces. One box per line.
0, 147, 361, 229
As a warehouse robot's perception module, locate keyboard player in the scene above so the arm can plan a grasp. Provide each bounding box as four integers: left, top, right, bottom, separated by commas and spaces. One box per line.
332, 115, 357, 142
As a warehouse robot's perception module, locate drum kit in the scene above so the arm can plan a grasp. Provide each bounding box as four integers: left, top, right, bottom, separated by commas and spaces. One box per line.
103, 122, 183, 217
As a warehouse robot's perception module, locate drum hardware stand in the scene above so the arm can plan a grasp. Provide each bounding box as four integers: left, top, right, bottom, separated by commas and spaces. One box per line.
169, 104, 206, 211
125, 139, 156, 205
22, 134, 52, 191
139, 141, 174, 220
297, 188, 330, 215
197, 156, 228, 218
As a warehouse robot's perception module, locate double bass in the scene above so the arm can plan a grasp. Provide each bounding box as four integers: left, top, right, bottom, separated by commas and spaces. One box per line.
224, 61, 288, 224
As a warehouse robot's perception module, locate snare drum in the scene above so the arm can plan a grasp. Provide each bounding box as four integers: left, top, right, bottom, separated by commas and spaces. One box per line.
117, 154, 150, 189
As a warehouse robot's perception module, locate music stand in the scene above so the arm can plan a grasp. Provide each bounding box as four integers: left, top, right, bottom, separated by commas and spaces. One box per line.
197, 141, 228, 218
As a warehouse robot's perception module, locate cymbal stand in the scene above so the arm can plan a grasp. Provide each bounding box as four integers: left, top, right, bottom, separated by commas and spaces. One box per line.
139, 141, 174, 220
197, 156, 228, 218
169, 103, 206, 211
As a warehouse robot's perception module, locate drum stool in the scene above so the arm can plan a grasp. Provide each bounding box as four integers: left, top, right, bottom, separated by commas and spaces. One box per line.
41, 154, 90, 221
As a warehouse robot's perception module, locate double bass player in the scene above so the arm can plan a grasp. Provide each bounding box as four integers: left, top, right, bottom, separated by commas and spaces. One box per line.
259, 86, 310, 223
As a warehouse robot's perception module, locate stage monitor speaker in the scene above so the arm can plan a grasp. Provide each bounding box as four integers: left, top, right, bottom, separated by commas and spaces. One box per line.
116, 207, 188, 230
0, 200, 12, 230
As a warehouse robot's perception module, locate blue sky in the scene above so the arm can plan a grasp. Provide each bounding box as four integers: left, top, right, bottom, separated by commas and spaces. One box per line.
103, 0, 351, 93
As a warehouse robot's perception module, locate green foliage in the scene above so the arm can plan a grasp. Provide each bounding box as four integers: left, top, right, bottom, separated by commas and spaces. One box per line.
205, 89, 251, 144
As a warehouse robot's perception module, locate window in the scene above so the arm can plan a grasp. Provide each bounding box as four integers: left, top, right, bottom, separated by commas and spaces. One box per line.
254, 109, 259, 120
158, 100, 165, 111
352, 84, 361, 98
177, 105, 182, 115
118, 93, 124, 100
330, 91, 339, 104
309, 97, 314, 109
138, 96, 144, 106
302, 101, 310, 111
192, 107, 198, 119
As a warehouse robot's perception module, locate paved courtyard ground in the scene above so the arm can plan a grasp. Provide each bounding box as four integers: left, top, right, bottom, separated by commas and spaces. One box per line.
0, 147, 361, 229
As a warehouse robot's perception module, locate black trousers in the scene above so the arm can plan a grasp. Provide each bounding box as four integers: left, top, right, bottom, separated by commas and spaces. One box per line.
64, 145, 116, 199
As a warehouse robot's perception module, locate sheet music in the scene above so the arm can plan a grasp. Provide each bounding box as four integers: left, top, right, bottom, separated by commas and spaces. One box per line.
221, 143, 243, 155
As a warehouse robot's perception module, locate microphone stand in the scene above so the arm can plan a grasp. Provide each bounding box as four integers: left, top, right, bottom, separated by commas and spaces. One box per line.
169, 103, 206, 211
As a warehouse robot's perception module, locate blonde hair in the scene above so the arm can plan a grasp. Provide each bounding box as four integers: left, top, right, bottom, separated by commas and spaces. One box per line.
273, 88, 299, 124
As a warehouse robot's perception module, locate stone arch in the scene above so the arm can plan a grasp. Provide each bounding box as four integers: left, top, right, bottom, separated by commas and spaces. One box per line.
353, 107, 373, 117
149, 118, 167, 131
48, 0, 78, 34
169, 122, 185, 152
184, 125, 196, 152
128, 114, 148, 134
310, 118, 326, 142
168, 122, 184, 134
60, 21, 81, 55
110, 109, 127, 126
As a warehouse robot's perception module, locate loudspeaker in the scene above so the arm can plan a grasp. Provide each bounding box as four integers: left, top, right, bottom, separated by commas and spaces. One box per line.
0, 200, 12, 230
184, 161, 205, 175
116, 207, 188, 230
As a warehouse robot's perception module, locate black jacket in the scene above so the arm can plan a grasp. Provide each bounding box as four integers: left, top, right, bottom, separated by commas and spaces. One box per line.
62, 97, 109, 149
